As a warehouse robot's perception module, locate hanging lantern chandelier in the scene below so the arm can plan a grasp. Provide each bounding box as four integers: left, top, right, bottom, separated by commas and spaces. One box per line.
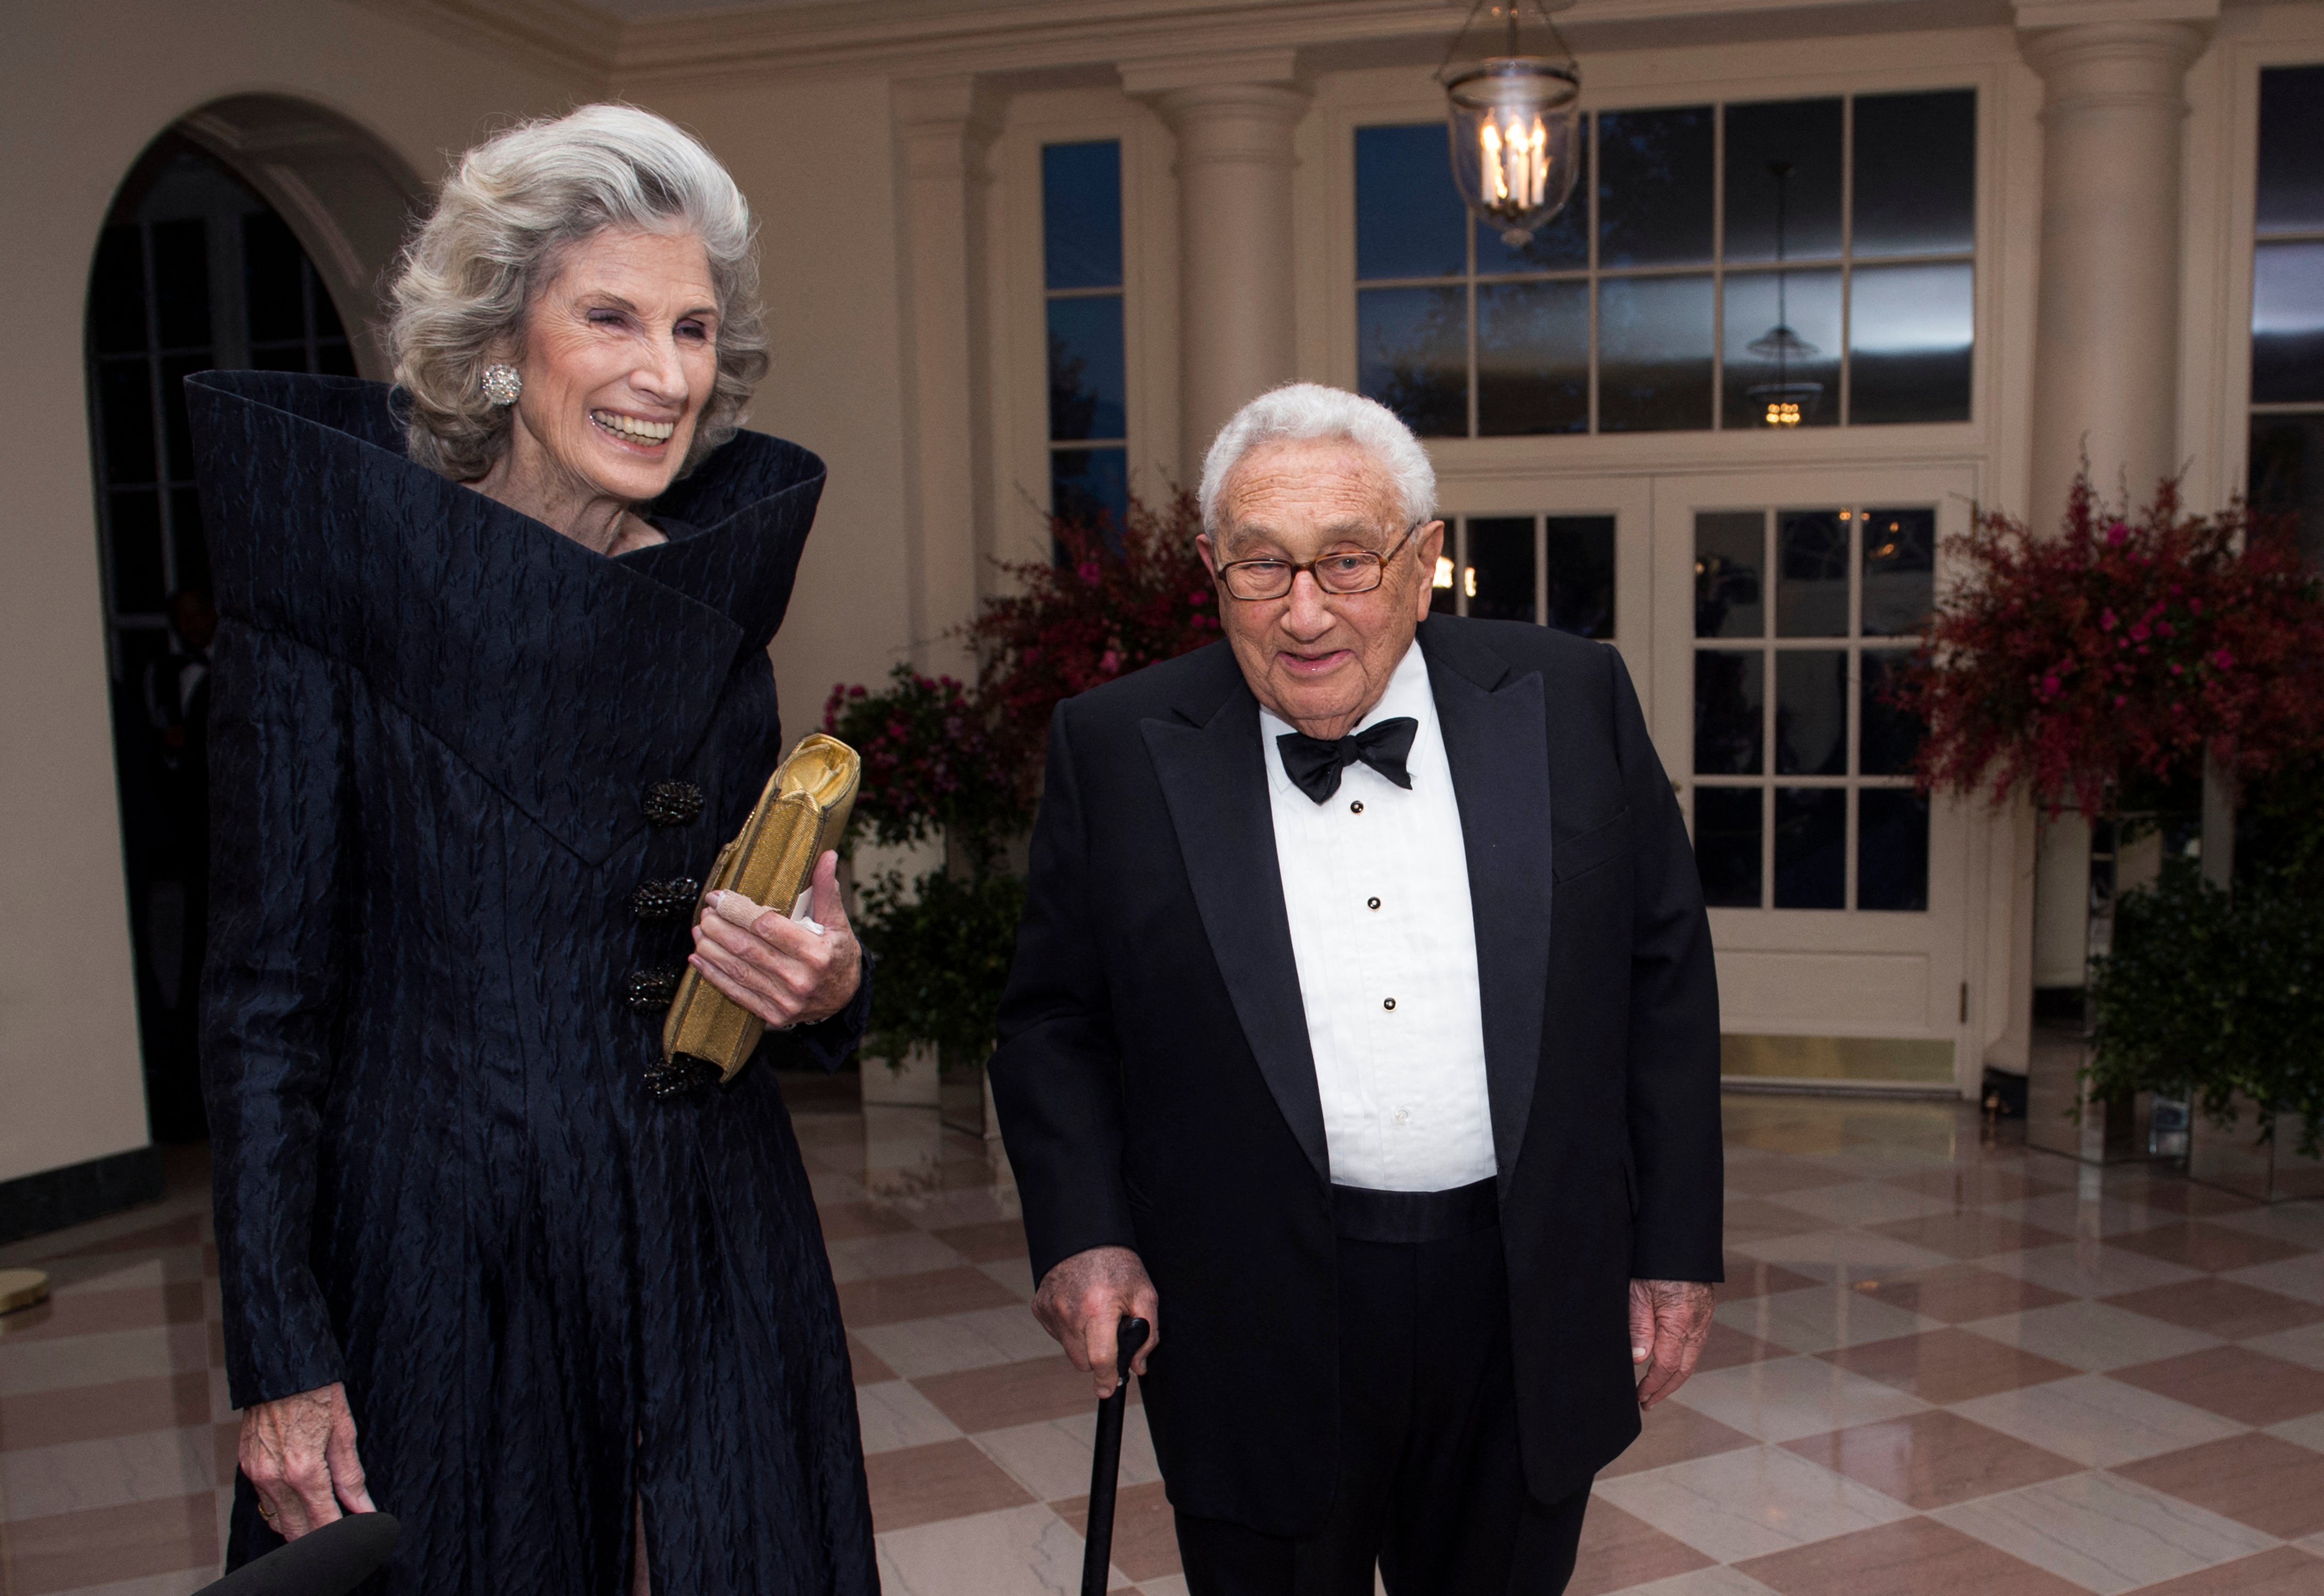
1438, 0, 1584, 247
1741, 161, 1824, 427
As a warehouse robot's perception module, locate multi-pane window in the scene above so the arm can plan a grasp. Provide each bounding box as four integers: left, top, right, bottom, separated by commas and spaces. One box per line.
1355, 90, 1976, 438
1426, 514, 1615, 638
2248, 64, 2324, 564
1042, 140, 1128, 535
1691, 505, 1932, 911
87, 149, 354, 682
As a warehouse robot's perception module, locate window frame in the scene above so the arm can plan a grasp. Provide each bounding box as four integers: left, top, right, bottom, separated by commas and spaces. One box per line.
993, 90, 1171, 566
1314, 48, 2010, 477
2201, 36, 2324, 534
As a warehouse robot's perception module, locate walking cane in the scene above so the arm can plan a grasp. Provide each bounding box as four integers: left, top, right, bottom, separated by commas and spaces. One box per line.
1080, 1314, 1151, 1596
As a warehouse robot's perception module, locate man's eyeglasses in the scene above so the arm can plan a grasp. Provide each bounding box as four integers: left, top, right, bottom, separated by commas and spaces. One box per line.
1214, 522, 1424, 602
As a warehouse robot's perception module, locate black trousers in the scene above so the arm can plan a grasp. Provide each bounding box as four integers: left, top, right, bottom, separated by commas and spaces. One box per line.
1173, 1184, 1589, 1596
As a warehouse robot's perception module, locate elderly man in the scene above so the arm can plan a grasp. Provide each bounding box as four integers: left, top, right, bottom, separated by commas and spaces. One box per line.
989, 383, 1722, 1593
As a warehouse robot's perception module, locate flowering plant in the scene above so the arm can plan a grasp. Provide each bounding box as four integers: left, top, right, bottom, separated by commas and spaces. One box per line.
821, 664, 1027, 875
826, 491, 1220, 1066
1895, 473, 2324, 814
967, 489, 1220, 791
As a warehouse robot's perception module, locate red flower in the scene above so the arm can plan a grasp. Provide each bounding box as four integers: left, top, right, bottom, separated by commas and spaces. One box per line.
1891, 470, 2324, 814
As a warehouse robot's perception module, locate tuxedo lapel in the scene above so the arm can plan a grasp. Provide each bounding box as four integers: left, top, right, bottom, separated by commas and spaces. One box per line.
1142, 675, 1331, 1185
1420, 618, 1555, 1183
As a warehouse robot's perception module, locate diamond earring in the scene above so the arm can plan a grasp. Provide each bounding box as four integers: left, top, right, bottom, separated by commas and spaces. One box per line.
480, 364, 522, 406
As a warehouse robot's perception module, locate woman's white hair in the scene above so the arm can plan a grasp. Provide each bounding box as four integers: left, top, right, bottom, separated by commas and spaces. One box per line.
1197, 383, 1438, 540
386, 102, 769, 483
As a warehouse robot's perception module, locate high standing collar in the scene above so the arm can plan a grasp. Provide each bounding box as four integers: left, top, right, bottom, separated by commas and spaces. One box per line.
185, 370, 828, 866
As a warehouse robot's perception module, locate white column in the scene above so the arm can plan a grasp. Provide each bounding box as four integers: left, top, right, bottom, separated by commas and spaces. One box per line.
891, 74, 1005, 678
2017, 11, 2209, 526
1125, 52, 1310, 481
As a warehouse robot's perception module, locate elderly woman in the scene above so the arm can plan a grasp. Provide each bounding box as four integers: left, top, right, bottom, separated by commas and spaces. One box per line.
188, 105, 876, 1593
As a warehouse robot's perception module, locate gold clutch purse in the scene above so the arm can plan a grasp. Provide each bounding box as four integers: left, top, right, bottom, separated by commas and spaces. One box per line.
658, 733, 860, 1090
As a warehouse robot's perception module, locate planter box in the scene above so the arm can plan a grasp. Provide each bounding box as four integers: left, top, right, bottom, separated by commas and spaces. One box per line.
2026, 1023, 2150, 1163
861, 1043, 941, 1108
2187, 1094, 2324, 1203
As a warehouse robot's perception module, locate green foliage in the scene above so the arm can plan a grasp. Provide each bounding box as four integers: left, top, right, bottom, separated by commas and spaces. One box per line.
2088, 855, 2324, 1157
856, 867, 1027, 1071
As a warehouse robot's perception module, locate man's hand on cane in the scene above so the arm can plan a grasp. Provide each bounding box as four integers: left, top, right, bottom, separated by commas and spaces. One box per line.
238, 1381, 377, 1540
1034, 1245, 1161, 1399
1629, 1279, 1716, 1410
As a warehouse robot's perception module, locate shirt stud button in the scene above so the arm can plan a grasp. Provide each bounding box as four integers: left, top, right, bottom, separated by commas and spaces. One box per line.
1367, 896, 1381, 910
1395, 1109, 1410, 1125
1383, 997, 1396, 1011
1350, 800, 1364, 814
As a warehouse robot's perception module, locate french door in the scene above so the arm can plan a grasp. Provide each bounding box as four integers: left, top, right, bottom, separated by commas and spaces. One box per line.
1649, 465, 1979, 1092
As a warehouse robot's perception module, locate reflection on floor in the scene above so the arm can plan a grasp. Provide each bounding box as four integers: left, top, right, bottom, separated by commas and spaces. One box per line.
5, 1087, 2324, 1594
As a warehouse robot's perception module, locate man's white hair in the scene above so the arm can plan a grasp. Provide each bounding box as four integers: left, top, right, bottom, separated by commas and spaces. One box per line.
1197, 383, 1438, 540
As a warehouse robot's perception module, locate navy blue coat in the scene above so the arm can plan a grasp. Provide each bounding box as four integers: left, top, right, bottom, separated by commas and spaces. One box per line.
189, 371, 876, 1594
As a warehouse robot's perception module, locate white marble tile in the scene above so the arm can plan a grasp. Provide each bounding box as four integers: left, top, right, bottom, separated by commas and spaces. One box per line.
1723, 1231, 1955, 1279
0, 1426, 217, 1523
2221, 1253, 2324, 1308
2242, 1321, 2324, 1374
856, 1379, 965, 1455
0, 1323, 212, 1398
1948, 1373, 2247, 1468
1980, 1192, 2166, 1242
1715, 1286, 1936, 1354
2265, 1410, 2324, 1452
1958, 1300, 2224, 1372
979, 1257, 1038, 1301
1601, 1567, 1780, 1596
885, 1188, 1026, 1231
1764, 1182, 1960, 1228
875, 1502, 1089, 1596
1983, 1241, 2204, 1299
1933, 1470, 2277, 1594
856, 1304, 1060, 1379
807, 1168, 869, 1204
1666, 1354, 1927, 1443
824, 1231, 968, 1283
973, 1403, 1160, 1502
1591, 1442, 1914, 1564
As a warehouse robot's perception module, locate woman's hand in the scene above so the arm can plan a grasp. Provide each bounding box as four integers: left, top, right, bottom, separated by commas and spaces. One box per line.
688, 850, 864, 1029
238, 1381, 376, 1539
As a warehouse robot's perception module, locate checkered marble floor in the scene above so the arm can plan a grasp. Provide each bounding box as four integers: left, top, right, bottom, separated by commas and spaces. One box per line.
6, 1086, 2323, 1595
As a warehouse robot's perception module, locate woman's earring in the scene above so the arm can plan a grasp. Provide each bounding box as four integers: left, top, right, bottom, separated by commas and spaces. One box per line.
480, 364, 522, 406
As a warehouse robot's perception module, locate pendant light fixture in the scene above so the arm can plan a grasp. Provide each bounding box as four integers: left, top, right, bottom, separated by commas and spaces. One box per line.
1742, 160, 1824, 427
1438, 0, 1584, 247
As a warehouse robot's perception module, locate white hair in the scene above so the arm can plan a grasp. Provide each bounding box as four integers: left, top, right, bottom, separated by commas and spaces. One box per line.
387, 102, 768, 482
1197, 383, 1438, 540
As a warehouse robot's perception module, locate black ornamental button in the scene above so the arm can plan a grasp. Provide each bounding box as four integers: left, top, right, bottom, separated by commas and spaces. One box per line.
642, 1056, 718, 1101
626, 966, 683, 1014
630, 878, 702, 922
642, 780, 704, 828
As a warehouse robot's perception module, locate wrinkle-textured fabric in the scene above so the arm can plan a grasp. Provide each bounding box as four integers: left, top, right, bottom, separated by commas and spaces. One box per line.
189, 371, 877, 1595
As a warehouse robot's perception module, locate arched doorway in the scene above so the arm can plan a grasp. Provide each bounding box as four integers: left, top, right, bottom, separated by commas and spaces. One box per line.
86, 101, 419, 1141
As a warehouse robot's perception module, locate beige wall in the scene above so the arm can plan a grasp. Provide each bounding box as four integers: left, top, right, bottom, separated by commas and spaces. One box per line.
0, 2, 591, 1185
633, 76, 918, 718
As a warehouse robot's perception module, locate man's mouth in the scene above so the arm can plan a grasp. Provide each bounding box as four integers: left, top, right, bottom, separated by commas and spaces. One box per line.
1277, 649, 1352, 677
591, 410, 677, 447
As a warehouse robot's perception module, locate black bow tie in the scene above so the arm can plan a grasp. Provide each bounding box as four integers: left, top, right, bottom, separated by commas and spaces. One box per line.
1276, 718, 1418, 804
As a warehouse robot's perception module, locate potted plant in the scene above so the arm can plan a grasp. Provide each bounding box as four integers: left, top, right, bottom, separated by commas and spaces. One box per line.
825, 492, 1219, 1126
1893, 472, 2324, 1174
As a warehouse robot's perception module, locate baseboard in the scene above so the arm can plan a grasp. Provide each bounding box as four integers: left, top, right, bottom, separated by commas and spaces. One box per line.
0, 1146, 167, 1247
1720, 1077, 1966, 1101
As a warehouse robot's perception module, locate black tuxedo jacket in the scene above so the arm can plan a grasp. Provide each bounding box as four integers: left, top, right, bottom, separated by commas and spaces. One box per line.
989, 615, 1722, 1535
